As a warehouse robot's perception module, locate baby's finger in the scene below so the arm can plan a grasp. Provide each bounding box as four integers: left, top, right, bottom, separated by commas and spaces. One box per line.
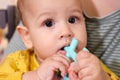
69, 71, 80, 80
76, 51, 91, 60
52, 54, 71, 68
53, 60, 68, 77
68, 62, 84, 80
77, 67, 92, 79
68, 62, 79, 72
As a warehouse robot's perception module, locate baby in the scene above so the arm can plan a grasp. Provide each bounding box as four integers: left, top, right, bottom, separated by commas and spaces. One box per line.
0, 0, 119, 80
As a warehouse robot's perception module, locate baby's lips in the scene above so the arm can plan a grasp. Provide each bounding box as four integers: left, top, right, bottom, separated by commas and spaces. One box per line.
58, 49, 66, 55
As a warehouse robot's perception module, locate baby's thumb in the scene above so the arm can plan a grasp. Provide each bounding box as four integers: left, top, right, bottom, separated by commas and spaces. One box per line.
76, 51, 91, 59
69, 71, 79, 80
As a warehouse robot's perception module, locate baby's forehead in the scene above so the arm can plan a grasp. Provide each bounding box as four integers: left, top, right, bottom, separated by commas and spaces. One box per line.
19, 0, 81, 8
18, 0, 82, 22
18, 0, 30, 9
18, 0, 33, 10
18, 0, 34, 18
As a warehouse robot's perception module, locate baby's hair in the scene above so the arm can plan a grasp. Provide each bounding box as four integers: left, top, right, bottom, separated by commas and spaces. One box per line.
17, 0, 27, 26
17, 0, 22, 22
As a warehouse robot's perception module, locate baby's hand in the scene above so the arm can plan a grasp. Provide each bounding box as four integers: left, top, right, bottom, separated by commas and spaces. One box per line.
68, 51, 110, 80
36, 53, 71, 80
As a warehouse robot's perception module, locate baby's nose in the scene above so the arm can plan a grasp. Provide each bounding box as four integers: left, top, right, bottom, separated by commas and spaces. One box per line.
59, 24, 74, 39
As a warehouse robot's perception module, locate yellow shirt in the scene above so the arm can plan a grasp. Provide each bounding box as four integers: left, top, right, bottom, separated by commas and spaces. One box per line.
0, 50, 119, 80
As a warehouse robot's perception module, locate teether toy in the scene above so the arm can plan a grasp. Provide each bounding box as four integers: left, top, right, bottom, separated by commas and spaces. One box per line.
63, 38, 88, 80
64, 38, 78, 62
63, 38, 78, 80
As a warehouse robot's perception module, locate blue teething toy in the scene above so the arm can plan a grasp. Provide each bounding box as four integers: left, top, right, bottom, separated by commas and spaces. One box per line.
64, 38, 78, 62
63, 38, 78, 80
63, 38, 88, 80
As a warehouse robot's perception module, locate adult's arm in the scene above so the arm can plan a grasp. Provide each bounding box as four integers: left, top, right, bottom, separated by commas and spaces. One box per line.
80, 0, 120, 18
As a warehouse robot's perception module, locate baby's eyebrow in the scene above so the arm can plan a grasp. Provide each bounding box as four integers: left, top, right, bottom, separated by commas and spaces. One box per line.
36, 11, 55, 21
69, 8, 82, 13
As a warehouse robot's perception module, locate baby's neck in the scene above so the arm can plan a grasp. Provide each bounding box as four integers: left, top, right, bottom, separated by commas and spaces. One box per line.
35, 54, 43, 64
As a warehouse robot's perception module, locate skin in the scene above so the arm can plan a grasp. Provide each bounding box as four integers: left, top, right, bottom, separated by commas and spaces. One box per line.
80, 0, 120, 18
17, 0, 110, 80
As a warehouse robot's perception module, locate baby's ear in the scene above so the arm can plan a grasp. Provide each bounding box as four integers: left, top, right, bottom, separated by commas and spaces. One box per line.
17, 26, 33, 49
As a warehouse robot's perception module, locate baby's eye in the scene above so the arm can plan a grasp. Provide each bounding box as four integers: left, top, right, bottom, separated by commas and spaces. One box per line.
44, 19, 54, 27
68, 16, 79, 24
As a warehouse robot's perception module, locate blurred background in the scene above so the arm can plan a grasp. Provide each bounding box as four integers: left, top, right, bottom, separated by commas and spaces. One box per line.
0, 0, 18, 58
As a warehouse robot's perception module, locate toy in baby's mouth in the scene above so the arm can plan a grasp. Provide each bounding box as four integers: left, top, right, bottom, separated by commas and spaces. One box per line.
63, 38, 88, 80
56, 38, 88, 79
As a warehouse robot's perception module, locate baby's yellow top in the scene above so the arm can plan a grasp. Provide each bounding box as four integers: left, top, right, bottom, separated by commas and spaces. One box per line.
0, 50, 39, 80
0, 49, 119, 80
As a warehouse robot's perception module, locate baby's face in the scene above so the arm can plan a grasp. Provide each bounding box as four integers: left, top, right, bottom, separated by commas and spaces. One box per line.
23, 0, 87, 60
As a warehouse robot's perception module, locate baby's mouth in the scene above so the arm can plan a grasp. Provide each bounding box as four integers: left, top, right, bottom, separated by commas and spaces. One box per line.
60, 47, 64, 50
58, 46, 67, 55
59, 47, 65, 52
62, 45, 79, 52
